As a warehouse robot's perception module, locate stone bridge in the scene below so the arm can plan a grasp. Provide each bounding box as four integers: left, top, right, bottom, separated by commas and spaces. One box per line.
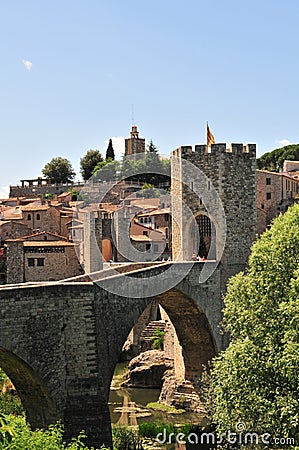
0, 261, 228, 447
0, 142, 257, 447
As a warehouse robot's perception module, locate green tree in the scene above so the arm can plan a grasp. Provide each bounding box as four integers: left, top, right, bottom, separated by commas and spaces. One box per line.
257, 143, 299, 171
147, 139, 158, 153
92, 159, 119, 182
42, 157, 75, 184
210, 204, 299, 444
105, 139, 115, 160
80, 149, 103, 181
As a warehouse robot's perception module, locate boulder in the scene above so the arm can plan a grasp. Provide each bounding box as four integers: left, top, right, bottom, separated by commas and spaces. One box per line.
122, 350, 173, 388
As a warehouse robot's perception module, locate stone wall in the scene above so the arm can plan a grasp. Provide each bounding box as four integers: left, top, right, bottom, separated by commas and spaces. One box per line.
9, 182, 85, 198
160, 305, 185, 380
6, 241, 24, 283
83, 212, 103, 273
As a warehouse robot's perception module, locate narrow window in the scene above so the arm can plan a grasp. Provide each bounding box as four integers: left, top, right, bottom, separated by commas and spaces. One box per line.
27, 214, 31, 220
37, 258, 44, 267
266, 192, 271, 200
266, 178, 271, 185
36, 213, 41, 220
28, 258, 35, 267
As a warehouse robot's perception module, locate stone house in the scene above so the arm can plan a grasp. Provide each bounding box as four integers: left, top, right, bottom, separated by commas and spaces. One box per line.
20, 204, 62, 235
257, 169, 299, 232
6, 231, 82, 284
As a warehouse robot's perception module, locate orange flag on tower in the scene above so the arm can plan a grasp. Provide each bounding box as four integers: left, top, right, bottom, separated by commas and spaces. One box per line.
207, 123, 215, 147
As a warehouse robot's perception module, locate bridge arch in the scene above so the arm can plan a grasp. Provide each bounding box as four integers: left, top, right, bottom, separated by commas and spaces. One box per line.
0, 347, 58, 428
155, 288, 217, 380
113, 286, 217, 384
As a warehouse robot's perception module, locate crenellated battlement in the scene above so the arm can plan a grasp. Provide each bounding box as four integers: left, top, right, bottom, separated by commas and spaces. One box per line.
172, 143, 256, 158
171, 138, 257, 265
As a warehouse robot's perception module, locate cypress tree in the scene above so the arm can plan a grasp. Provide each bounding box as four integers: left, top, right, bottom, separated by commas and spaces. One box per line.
106, 139, 115, 160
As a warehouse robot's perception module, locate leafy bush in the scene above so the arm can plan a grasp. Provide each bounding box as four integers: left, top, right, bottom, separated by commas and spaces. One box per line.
112, 426, 143, 450
0, 370, 24, 416
150, 329, 164, 351
0, 415, 100, 449
0, 393, 24, 416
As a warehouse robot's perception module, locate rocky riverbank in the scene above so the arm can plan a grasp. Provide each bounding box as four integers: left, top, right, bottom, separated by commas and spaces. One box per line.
122, 350, 205, 413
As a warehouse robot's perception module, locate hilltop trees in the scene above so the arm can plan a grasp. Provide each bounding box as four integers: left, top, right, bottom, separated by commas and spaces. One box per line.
42, 157, 75, 184
41, 138, 170, 187
80, 149, 104, 181
210, 204, 299, 443
257, 143, 299, 171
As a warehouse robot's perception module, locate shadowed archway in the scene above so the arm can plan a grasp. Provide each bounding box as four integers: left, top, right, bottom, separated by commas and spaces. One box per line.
0, 347, 58, 428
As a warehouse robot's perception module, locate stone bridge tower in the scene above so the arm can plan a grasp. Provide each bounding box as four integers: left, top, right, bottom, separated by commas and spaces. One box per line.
171, 143, 256, 282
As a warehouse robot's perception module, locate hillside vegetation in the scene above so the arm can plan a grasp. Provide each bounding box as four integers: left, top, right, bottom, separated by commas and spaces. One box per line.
257, 143, 299, 171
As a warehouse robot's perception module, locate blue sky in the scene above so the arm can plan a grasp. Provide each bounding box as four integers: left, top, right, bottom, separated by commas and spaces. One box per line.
1, 0, 299, 196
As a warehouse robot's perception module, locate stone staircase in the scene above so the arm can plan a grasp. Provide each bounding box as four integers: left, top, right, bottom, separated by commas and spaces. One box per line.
140, 320, 166, 352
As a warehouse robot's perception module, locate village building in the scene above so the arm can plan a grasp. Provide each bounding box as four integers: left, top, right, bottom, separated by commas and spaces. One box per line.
283, 160, 299, 179
6, 231, 82, 284
130, 218, 168, 258
256, 169, 299, 231
136, 208, 171, 254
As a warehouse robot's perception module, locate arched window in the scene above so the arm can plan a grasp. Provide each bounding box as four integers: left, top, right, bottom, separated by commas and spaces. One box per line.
27, 214, 31, 221
36, 213, 40, 220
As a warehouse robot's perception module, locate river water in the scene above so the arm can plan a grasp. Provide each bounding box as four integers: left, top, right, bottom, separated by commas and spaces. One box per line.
109, 362, 202, 426
109, 362, 202, 427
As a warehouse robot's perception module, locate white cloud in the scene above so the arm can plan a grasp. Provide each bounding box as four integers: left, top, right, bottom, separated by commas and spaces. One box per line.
22, 59, 33, 71
277, 139, 292, 147
104, 137, 125, 159
0, 186, 9, 199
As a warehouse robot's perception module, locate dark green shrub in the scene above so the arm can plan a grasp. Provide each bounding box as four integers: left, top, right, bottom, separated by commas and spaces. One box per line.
112, 426, 143, 450
150, 329, 164, 350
